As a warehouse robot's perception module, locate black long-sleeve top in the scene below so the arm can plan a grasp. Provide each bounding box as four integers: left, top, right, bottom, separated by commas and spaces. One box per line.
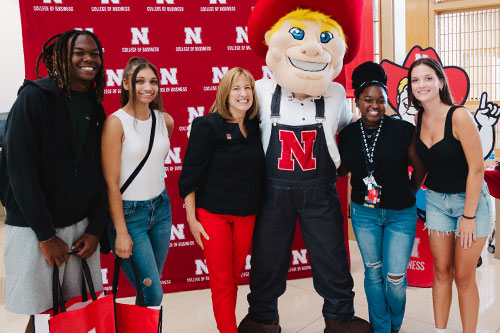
0, 78, 107, 241
178, 112, 265, 216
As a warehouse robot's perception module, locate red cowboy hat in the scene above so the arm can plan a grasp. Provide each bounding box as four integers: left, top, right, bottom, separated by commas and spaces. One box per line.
248, 0, 363, 64
381, 46, 470, 112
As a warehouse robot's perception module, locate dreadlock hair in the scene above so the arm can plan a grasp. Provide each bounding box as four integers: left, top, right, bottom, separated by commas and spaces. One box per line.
35, 29, 105, 102
120, 57, 164, 117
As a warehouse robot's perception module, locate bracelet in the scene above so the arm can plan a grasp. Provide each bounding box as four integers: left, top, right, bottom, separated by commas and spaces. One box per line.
462, 214, 476, 220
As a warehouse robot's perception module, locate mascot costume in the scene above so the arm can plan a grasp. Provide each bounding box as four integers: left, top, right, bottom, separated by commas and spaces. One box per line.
238, 1, 372, 332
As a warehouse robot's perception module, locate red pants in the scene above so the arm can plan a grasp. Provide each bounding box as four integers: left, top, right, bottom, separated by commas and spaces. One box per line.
196, 208, 255, 333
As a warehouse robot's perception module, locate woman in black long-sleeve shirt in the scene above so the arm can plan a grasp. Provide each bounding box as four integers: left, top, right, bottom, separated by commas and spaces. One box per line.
178, 67, 264, 333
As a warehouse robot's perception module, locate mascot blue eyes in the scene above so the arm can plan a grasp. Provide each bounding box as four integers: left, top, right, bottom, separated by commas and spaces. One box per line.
288, 28, 334, 43
289, 27, 304, 40
320, 31, 333, 43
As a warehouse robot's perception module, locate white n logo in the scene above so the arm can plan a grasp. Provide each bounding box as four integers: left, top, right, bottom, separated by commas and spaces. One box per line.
188, 107, 205, 123
101, 0, 119, 4
131, 27, 150, 45
106, 69, 124, 87
100, 268, 109, 284
209, 0, 226, 3
171, 224, 185, 241
43, 0, 62, 3
236, 26, 248, 43
156, 0, 174, 3
165, 147, 181, 164
262, 66, 274, 80
184, 27, 202, 45
245, 254, 251, 270
195, 259, 208, 275
212, 67, 228, 84
292, 249, 308, 265
411, 238, 421, 258
160, 68, 178, 85
75, 28, 94, 33
414, 53, 429, 61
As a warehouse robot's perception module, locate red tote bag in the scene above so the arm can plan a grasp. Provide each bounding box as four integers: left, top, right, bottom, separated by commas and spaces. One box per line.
49, 295, 115, 332
113, 257, 162, 333
407, 218, 435, 287
35, 259, 115, 333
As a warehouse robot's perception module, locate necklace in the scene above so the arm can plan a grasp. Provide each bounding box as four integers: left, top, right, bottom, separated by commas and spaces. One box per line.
365, 130, 376, 139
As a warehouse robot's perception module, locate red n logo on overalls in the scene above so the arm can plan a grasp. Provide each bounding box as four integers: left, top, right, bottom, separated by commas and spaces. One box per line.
278, 130, 317, 171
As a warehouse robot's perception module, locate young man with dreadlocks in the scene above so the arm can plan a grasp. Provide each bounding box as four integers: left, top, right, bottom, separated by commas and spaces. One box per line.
0, 29, 107, 332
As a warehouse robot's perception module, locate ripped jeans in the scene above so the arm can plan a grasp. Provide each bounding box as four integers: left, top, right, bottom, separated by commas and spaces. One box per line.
351, 202, 417, 333
109, 189, 172, 306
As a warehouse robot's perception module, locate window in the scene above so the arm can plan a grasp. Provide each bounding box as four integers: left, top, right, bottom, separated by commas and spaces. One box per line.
433, 2, 500, 148
436, 8, 500, 103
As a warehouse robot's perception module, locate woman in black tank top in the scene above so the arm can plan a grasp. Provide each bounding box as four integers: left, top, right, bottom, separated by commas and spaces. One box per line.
408, 57, 490, 333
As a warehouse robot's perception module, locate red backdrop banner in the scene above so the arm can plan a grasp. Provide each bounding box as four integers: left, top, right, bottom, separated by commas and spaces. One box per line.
18, 0, 373, 297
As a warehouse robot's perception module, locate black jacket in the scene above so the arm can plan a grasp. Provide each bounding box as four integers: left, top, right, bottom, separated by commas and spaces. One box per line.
178, 113, 265, 216
0, 77, 107, 241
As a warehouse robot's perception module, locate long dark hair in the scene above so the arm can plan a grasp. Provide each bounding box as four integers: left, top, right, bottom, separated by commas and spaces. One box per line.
120, 58, 164, 116
35, 30, 105, 102
407, 57, 454, 113
120, 57, 148, 107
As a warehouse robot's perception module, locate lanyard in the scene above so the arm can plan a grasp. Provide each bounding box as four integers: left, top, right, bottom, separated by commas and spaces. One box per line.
360, 117, 383, 178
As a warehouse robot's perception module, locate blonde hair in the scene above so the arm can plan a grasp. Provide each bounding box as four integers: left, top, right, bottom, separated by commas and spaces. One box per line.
267, 8, 345, 44
209, 67, 259, 121
397, 77, 408, 94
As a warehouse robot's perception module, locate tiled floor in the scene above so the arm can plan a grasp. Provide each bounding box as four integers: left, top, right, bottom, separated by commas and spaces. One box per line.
1, 221, 499, 332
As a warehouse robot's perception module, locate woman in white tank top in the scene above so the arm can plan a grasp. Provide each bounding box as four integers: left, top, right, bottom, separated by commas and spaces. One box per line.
101, 57, 174, 306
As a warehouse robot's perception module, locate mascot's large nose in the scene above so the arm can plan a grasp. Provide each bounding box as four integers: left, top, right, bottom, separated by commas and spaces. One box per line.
300, 40, 322, 57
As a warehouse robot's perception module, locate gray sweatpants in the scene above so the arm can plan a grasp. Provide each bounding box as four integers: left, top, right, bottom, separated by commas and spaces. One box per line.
4, 218, 103, 314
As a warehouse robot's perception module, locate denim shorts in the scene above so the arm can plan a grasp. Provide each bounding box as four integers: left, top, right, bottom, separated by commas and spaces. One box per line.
425, 181, 493, 238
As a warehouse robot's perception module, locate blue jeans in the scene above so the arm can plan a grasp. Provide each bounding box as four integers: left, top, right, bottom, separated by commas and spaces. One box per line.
351, 202, 417, 333
109, 189, 172, 306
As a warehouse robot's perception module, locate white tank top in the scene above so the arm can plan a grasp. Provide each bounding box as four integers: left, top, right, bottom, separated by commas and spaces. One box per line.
111, 108, 170, 200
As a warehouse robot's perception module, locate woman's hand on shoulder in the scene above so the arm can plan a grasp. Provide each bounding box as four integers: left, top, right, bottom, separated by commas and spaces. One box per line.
163, 112, 174, 138
114, 232, 133, 258
187, 217, 209, 250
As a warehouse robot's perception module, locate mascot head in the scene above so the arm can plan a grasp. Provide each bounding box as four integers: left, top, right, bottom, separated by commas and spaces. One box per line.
248, 0, 363, 96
